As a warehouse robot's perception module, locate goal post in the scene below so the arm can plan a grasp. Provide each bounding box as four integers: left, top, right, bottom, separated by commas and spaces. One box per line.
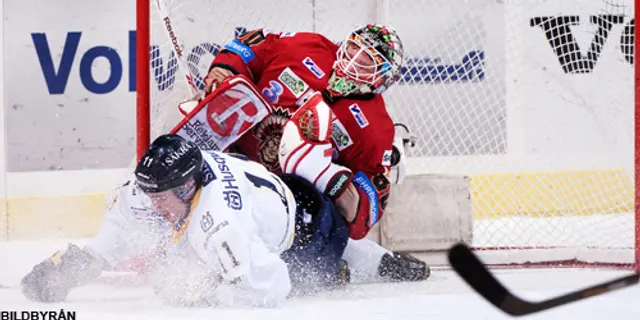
135, 0, 639, 270
636, 15, 640, 271
136, 0, 150, 161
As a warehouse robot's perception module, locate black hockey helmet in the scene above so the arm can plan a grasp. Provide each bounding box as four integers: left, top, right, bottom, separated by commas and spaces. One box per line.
134, 134, 203, 194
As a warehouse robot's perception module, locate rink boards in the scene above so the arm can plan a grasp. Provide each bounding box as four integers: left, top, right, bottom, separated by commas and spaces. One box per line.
0, 0, 635, 247
0, 166, 633, 242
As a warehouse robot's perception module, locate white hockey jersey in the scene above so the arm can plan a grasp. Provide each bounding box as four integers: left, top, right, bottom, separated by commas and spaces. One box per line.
85, 151, 298, 307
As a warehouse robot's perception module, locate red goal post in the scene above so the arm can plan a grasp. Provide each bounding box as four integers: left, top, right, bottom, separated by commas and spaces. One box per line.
135, 0, 640, 270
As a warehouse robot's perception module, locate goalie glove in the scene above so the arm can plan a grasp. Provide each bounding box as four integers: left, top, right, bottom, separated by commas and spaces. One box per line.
278, 92, 352, 200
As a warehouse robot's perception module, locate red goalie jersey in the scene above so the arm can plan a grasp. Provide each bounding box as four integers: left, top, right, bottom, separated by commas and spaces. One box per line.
207, 26, 404, 239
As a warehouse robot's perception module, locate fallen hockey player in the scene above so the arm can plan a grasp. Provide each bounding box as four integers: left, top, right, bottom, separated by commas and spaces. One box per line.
20, 134, 427, 307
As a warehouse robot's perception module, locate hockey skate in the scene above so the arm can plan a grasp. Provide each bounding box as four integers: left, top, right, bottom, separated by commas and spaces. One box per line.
378, 252, 430, 282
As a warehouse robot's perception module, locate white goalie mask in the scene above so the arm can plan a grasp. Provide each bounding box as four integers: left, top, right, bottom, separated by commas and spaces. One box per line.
327, 24, 404, 97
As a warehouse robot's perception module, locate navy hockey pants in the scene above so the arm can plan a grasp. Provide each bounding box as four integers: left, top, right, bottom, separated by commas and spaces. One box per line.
278, 174, 350, 294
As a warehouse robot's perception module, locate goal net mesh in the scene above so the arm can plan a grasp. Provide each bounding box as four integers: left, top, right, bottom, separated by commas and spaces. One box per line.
145, 0, 636, 266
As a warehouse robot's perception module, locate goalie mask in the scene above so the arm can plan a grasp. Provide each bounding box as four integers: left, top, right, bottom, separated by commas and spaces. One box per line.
327, 24, 404, 97
135, 134, 202, 224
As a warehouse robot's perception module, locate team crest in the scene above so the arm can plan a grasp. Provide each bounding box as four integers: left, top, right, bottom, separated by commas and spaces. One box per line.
254, 107, 293, 170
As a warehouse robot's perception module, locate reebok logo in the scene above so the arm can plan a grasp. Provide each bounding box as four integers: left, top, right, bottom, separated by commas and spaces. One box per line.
327, 172, 350, 198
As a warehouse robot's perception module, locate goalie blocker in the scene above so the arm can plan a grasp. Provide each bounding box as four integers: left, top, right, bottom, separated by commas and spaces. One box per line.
170, 75, 274, 153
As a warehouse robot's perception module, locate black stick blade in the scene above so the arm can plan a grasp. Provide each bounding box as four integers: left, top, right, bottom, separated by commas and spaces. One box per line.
448, 242, 640, 317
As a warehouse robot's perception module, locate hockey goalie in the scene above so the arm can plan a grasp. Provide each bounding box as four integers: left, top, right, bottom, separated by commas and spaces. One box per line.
186, 24, 407, 238
172, 23, 427, 280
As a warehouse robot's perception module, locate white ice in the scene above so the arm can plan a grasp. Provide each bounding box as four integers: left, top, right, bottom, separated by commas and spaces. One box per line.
2, 239, 639, 320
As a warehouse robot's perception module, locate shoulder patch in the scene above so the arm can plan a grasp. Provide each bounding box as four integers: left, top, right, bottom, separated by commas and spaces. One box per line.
224, 39, 255, 63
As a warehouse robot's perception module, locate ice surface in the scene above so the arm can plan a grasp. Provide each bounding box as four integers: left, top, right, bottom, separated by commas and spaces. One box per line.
2, 239, 639, 319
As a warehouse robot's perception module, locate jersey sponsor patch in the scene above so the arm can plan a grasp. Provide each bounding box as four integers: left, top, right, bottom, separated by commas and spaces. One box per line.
224, 39, 256, 64
202, 218, 230, 240
210, 152, 243, 210
382, 149, 393, 166
200, 211, 215, 232
278, 67, 309, 98
262, 80, 284, 104
296, 89, 316, 106
326, 171, 351, 198
331, 119, 353, 151
349, 104, 369, 128
352, 171, 380, 227
302, 57, 325, 79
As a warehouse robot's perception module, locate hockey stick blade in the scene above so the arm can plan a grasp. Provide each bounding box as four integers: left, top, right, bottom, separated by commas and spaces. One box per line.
447, 242, 640, 317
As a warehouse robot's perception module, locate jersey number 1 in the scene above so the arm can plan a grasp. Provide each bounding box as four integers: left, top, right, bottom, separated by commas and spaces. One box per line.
244, 172, 290, 213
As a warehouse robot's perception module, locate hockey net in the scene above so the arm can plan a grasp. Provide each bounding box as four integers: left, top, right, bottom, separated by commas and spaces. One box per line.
137, 0, 638, 269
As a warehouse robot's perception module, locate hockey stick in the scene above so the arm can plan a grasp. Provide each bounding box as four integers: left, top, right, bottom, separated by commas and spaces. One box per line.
447, 242, 639, 317
154, 0, 203, 110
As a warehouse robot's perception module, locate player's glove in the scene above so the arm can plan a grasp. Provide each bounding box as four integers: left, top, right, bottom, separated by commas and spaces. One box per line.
21, 244, 104, 303
278, 92, 352, 200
